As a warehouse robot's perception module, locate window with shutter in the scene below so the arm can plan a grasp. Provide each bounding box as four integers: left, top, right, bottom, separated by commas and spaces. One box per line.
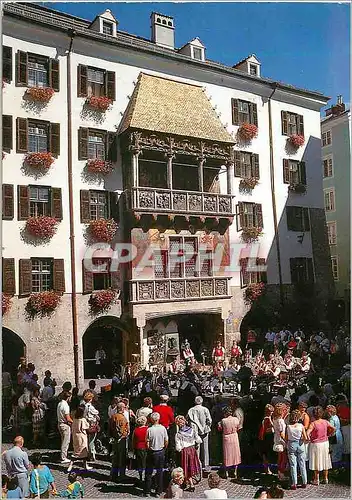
238, 100, 250, 124
89, 191, 109, 220
252, 154, 260, 179
2, 184, 14, 220
154, 250, 168, 278
236, 202, 245, 231
2, 115, 13, 152
105, 71, 116, 100
91, 258, 112, 290
53, 259, 65, 292
3, 46, 12, 82
49, 59, 60, 91
51, 188, 62, 220
287, 206, 304, 231
231, 99, 239, 125
19, 259, 32, 296
249, 103, 258, 126
28, 186, 50, 217
80, 190, 91, 223
18, 185, 30, 220
234, 151, 241, 177
77, 65, 88, 97
78, 128, 89, 160
87, 67, 105, 97
281, 111, 288, 135
82, 259, 93, 294
106, 132, 117, 162
88, 130, 106, 159
49, 123, 60, 157
27, 54, 49, 88
16, 118, 28, 153
31, 258, 53, 292
16, 51, 28, 86
2, 258, 15, 294
28, 121, 48, 153
254, 204, 263, 228
290, 257, 314, 284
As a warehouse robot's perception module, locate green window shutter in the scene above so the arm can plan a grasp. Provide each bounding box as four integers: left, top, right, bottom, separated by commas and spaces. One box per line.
77, 65, 88, 97
231, 98, 239, 126
281, 111, 288, 135
49, 59, 60, 91
16, 50, 28, 86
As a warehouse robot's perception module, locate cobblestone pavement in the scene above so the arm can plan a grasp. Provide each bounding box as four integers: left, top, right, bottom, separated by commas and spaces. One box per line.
2, 444, 350, 498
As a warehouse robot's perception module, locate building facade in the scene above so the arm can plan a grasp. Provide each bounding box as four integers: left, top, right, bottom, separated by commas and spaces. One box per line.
1, 3, 333, 385
321, 97, 351, 323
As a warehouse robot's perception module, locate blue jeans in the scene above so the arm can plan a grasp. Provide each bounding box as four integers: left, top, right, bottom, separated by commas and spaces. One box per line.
16, 472, 29, 497
287, 440, 307, 485
145, 449, 165, 495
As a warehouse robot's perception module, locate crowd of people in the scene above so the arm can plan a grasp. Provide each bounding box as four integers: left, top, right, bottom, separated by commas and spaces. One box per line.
1, 323, 351, 498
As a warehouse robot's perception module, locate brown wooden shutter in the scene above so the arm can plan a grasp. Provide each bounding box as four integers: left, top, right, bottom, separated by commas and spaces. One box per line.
298, 114, 304, 136
51, 187, 62, 220
252, 153, 260, 179
106, 132, 117, 162
80, 190, 91, 223
286, 206, 295, 231
231, 98, 239, 125
2, 258, 15, 295
237, 202, 244, 230
250, 103, 258, 126
281, 110, 288, 135
2, 184, 14, 220
3, 46, 12, 82
16, 50, 28, 86
82, 259, 93, 294
77, 65, 88, 97
307, 258, 314, 283
110, 266, 120, 290
78, 127, 89, 160
283, 159, 290, 184
108, 192, 119, 221
19, 259, 32, 296
53, 259, 65, 292
255, 204, 263, 228
105, 71, 116, 100
240, 258, 249, 286
234, 151, 241, 177
49, 122, 60, 157
16, 117, 28, 153
49, 59, 60, 91
303, 208, 310, 231
290, 258, 298, 284
18, 185, 30, 220
299, 161, 307, 185
2, 115, 13, 152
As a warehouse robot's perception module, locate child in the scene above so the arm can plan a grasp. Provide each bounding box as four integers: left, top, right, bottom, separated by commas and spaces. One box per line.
56, 473, 84, 498
6, 477, 21, 499
29, 453, 57, 498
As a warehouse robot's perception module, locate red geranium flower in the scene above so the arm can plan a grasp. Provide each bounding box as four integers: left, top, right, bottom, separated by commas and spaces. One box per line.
26, 87, 55, 103
89, 289, 117, 314
238, 123, 258, 141
25, 152, 54, 170
288, 134, 305, 148
88, 219, 117, 243
241, 226, 263, 243
244, 282, 266, 304
26, 291, 61, 317
86, 96, 112, 112
87, 159, 113, 175
26, 216, 58, 239
2, 294, 12, 315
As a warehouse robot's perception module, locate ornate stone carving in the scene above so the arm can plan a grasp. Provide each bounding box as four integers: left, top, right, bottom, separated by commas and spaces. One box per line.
171, 281, 185, 298
201, 280, 214, 296
203, 195, 217, 212
139, 282, 154, 300
155, 281, 169, 299
188, 194, 202, 212
186, 280, 200, 297
138, 190, 154, 208
173, 193, 187, 211
156, 192, 171, 209
215, 279, 228, 296
218, 196, 231, 213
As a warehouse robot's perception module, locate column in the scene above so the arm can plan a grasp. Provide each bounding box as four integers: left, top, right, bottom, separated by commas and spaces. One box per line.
166, 153, 174, 190
139, 326, 145, 368
226, 161, 235, 195
131, 149, 140, 187
198, 157, 205, 192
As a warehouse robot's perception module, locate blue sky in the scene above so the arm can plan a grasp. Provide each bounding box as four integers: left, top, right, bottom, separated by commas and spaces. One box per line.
46, 2, 350, 108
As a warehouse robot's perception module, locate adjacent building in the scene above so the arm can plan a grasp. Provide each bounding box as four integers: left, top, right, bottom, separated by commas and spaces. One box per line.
1, 3, 333, 384
321, 96, 351, 323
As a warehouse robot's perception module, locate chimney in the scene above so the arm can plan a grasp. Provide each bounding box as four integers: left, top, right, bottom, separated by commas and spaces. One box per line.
151, 12, 175, 49
325, 95, 345, 117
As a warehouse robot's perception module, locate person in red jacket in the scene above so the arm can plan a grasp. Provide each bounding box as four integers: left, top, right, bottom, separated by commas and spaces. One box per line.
132, 416, 148, 483
153, 395, 175, 430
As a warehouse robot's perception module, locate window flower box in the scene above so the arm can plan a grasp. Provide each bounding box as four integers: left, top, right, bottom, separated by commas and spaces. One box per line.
87, 159, 113, 175
2, 294, 12, 315
89, 289, 117, 314
238, 123, 258, 141
26, 216, 58, 240
241, 226, 263, 243
239, 177, 258, 191
244, 282, 266, 304
26, 291, 61, 318
288, 183, 306, 194
25, 152, 54, 170
86, 96, 112, 112
25, 87, 55, 103
88, 218, 117, 243
288, 134, 305, 148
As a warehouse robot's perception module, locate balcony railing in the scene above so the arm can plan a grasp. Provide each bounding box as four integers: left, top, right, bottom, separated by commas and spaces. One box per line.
128, 187, 234, 216
130, 276, 231, 303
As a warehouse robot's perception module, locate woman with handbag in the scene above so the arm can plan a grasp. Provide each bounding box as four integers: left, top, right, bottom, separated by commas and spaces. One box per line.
272, 404, 287, 481
29, 453, 57, 498
81, 390, 100, 462
325, 405, 343, 468
285, 410, 308, 490
306, 406, 335, 485
67, 405, 92, 472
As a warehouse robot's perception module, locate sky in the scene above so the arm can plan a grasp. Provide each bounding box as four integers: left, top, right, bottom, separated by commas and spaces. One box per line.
45, 1, 350, 108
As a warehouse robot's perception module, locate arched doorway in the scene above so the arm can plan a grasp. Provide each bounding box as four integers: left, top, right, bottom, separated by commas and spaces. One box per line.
2, 328, 26, 379
82, 316, 126, 380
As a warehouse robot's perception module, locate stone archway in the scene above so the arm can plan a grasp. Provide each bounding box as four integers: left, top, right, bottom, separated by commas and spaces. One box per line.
82, 316, 128, 379
2, 327, 26, 379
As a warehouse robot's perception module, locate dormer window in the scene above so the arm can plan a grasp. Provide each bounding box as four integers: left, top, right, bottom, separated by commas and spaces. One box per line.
249, 64, 258, 76
102, 20, 113, 36
192, 47, 203, 61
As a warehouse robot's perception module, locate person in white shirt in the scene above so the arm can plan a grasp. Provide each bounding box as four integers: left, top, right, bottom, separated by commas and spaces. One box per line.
203, 472, 228, 499
57, 391, 73, 463
187, 396, 212, 471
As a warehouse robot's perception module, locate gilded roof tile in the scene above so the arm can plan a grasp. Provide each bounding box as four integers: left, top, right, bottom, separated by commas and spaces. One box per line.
119, 73, 235, 144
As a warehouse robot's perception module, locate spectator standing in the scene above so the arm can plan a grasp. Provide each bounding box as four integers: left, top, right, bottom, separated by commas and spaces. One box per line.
326, 405, 344, 468
218, 407, 241, 479
144, 412, 168, 497
31, 388, 47, 445
285, 410, 308, 490
258, 404, 274, 475
29, 453, 57, 498
175, 415, 202, 492
272, 404, 287, 481
153, 395, 175, 430
132, 416, 148, 483
187, 396, 212, 472
307, 406, 335, 485
67, 405, 92, 472
136, 397, 153, 420
110, 402, 129, 482
57, 391, 73, 464
3, 436, 30, 497
81, 390, 100, 462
